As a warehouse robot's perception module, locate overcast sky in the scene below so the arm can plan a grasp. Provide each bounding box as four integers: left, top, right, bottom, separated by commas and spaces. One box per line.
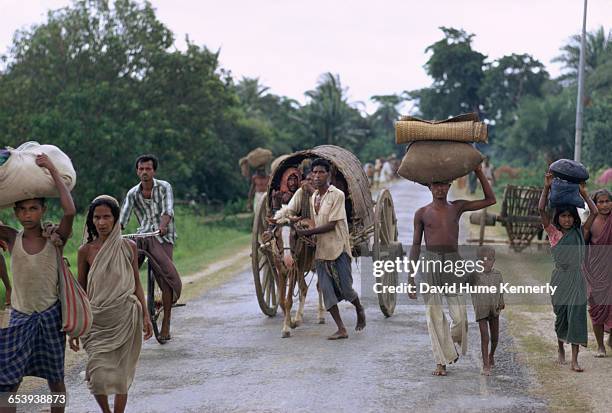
1, 0, 611, 112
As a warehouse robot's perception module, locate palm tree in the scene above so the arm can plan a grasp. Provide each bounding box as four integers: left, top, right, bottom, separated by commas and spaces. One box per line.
553, 26, 612, 83
236, 77, 270, 115
299, 72, 365, 148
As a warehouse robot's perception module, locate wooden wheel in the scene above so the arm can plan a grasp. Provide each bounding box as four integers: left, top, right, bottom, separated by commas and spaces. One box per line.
251, 196, 279, 316
373, 189, 401, 317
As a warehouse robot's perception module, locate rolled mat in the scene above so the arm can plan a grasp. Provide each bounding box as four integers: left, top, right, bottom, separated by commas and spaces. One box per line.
395, 112, 488, 144
398, 141, 484, 185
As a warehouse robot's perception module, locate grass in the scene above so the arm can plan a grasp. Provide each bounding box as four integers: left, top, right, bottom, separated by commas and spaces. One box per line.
0, 206, 252, 305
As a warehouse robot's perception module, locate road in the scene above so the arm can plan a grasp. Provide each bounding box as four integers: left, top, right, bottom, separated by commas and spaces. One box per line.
51, 180, 546, 412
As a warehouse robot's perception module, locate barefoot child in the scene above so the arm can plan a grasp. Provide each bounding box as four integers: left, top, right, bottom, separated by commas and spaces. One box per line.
538, 172, 598, 372
71, 196, 153, 413
583, 189, 612, 356
407, 164, 496, 376
470, 246, 504, 376
0, 154, 75, 413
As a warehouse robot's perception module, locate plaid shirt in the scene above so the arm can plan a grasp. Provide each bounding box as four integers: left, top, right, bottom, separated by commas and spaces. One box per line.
120, 178, 177, 244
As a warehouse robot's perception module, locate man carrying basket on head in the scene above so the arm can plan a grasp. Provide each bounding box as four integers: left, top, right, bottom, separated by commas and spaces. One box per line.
120, 154, 182, 341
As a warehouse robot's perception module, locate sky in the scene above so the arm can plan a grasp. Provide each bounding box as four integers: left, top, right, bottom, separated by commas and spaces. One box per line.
1, 0, 611, 113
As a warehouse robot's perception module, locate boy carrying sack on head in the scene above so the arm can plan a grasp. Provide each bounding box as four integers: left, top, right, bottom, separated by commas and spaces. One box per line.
0, 154, 75, 413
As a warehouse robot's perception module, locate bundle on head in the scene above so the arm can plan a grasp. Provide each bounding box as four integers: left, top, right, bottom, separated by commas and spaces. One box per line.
394, 113, 486, 185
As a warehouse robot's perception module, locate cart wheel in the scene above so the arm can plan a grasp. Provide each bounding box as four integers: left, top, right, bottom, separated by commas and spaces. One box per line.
146, 258, 167, 344
373, 188, 401, 317
251, 195, 279, 316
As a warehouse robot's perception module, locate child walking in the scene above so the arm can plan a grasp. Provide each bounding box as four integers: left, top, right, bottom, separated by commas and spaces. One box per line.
470, 246, 504, 376
538, 172, 598, 372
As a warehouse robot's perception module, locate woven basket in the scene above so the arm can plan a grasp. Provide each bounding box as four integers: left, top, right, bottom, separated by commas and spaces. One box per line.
395, 112, 488, 144
246, 148, 273, 168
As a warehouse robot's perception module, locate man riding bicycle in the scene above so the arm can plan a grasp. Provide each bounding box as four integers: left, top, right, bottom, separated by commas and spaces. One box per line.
120, 154, 182, 341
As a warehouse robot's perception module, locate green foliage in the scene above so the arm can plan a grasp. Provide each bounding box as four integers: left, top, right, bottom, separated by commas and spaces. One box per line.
500, 90, 576, 164
553, 26, 612, 83
410, 27, 486, 118
583, 95, 612, 170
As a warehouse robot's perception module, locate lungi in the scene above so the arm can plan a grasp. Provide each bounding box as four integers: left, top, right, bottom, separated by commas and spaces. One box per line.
316, 252, 358, 310
0, 301, 65, 390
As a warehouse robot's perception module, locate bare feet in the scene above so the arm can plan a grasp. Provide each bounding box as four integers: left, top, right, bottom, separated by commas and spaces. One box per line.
328, 329, 348, 340
570, 362, 584, 372
160, 317, 171, 340
481, 365, 491, 376
356, 307, 366, 331
432, 364, 447, 376
488, 353, 495, 367
557, 349, 566, 365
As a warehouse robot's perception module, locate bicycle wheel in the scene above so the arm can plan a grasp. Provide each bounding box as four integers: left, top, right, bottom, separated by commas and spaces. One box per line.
146, 258, 167, 344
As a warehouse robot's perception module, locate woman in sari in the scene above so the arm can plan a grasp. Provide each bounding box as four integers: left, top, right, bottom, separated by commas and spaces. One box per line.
538, 172, 598, 372
583, 189, 612, 356
70, 196, 153, 413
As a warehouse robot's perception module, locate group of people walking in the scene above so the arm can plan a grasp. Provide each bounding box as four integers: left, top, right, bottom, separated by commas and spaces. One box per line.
0, 154, 181, 413
0, 147, 610, 412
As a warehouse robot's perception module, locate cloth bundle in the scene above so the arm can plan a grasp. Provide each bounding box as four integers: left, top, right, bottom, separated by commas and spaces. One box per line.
395, 113, 486, 184
0, 142, 76, 209
549, 178, 584, 209
549, 159, 589, 184
548, 159, 589, 209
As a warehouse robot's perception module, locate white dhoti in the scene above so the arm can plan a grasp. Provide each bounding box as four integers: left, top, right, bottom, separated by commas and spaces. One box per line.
254, 191, 265, 214
423, 292, 467, 365
421, 251, 468, 365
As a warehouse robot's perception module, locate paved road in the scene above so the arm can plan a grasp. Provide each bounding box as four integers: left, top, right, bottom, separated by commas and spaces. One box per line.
54, 180, 546, 413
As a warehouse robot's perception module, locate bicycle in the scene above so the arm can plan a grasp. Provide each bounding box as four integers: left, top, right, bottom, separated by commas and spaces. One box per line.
122, 231, 184, 344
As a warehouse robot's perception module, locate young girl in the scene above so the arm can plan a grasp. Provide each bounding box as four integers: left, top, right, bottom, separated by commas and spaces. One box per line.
70, 195, 152, 413
583, 188, 612, 356
538, 172, 598, 372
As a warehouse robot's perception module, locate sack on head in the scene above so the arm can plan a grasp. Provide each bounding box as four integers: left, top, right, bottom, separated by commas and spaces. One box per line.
398, 141, 484, 184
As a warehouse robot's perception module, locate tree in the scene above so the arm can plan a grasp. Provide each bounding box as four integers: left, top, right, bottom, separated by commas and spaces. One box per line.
0, 0, 252, 207
480, 54, 549, 125
298, 72, 366, 150
409, 27, 486, 119
500, 90, 576, 164
553, 26, 612, 83
236, 77, 271, 116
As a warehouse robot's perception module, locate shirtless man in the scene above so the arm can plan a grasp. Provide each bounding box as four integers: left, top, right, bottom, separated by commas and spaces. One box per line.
408, 164, 496, 376
248, 168, 269, 213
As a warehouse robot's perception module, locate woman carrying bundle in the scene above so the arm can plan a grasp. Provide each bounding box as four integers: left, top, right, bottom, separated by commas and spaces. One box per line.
538, 172, 598, 372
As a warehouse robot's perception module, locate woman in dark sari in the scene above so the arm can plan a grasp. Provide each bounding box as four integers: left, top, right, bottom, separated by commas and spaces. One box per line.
538, 172, 598, 372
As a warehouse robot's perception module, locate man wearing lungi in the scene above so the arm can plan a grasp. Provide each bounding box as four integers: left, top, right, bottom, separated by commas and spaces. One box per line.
120, 154, 182, 341
407, 164, 496, 376
296, 158, 366, 340
0, 154, 75, 412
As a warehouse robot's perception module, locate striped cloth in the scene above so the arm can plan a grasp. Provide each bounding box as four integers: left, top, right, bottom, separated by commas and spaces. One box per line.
0, 301, 65, 390
119, 178, 176, 244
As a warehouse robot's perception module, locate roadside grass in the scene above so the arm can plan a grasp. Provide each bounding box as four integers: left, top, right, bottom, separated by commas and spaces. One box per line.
0, 207, 252, 305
